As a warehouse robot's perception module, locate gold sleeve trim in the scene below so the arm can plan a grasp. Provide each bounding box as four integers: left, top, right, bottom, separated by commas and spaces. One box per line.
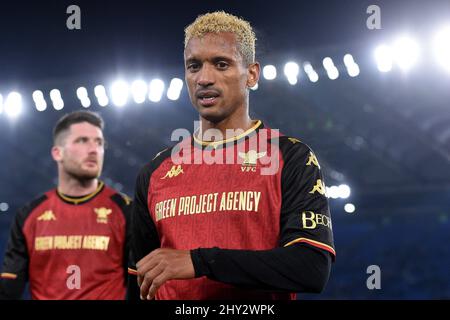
0, 272, 18, 279
284, 237, 336, 256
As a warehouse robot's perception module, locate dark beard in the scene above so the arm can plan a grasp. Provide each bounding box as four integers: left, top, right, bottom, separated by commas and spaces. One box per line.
66, 168, 99, 182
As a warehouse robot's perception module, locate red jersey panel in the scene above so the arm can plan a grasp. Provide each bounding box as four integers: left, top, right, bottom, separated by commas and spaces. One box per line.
0, 182, 130, 300
130, 121, 335, 299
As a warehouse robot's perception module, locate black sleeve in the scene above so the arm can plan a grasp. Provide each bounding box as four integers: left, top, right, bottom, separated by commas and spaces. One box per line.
190, 137, 334, 293
191, 243, 331, 293
277, 137, 335, 258
111, 192, 135, 298
127, 163, 162, 300
0, 195, 46, 299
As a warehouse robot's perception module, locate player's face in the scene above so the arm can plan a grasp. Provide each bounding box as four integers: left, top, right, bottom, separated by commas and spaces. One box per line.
184, 32, 258, 123
57, 122, 105, 180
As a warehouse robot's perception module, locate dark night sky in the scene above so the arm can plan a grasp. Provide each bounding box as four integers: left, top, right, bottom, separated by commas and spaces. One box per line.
1, 0, 449, 88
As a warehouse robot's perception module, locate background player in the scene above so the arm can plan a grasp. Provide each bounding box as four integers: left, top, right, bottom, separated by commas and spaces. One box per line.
0, 111, 133, 299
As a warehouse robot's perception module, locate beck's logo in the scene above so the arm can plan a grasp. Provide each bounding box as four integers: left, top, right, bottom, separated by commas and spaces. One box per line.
238, 150, 266, 172
94, 208, 112, 224
37, 210, 56, 221
301, 211, 332, 230
162, 165, 184, 179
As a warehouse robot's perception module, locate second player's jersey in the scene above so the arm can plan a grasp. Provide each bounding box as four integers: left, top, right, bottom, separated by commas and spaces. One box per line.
0, 182, 131, 300
130, 121, 335, 299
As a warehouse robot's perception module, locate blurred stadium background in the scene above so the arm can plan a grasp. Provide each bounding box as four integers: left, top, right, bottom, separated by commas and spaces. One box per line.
0, 0, 449, 299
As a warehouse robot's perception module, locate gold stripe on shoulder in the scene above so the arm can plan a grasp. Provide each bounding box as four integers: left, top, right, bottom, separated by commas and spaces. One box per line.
152, 148, 169, 161
287, 137, 301, 144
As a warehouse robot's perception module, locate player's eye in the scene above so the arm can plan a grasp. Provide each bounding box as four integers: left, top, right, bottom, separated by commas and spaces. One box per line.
187, 63, 200, 71
216, 61, 229, 70
76, 137, 88, 144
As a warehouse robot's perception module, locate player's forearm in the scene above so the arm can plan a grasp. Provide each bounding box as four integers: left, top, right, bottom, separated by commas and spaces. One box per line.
190, 243, 331, 293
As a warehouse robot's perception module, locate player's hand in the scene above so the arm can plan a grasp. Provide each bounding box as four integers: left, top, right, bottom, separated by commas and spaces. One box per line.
136, 248, 195, 300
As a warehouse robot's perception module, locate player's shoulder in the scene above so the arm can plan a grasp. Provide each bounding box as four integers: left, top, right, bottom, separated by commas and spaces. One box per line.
102, 184, 132, 207
137, 144, 178, 178
16, 193, 49, 223
277, 134, 313, 155
111, 191, 132, 207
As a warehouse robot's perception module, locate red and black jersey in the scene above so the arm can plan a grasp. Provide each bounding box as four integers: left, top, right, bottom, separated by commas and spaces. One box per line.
0, 182, 132, 300
129, 121, 335, 300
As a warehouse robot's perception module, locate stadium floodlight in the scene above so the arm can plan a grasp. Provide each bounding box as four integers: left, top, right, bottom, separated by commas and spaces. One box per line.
81, 97, 91, 108
110, 80, 129, 107
347, 64, 360, 77
344, 203, 356, 213
322, 57, 335, 70
284, 62, 299, 85
250, 83, 258, 90
393, 36, 420, 71
303, 62, 319, 83
0, 94, 3, 114
50, 89, 62, 101
433, 25, 450, 72
50, 89, 64, 110
343, 54, 360, 77
307, 71, 319, 82
131, 80, 148, 104
374, 44, 393, 72
0, 202, 9, 212
167, 78, 184, 101
32, 90, 47, 111
327, 68, 339, 80
53, 99, 64, 110
327, 185, 340, 199
148, 79, 165, 102
76, 87, 91, 108
323, 57, 339, 80
303, 62, 314, 73
5, 92, 23, 118
76, 87, 88, 99
262, 65, 277, 80
338, 184, 351, 199
94, 85, 109, 107
343, 54, 355, 66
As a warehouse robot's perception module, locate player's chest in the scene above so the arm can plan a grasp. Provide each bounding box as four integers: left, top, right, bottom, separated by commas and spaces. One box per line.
149, 162, 282, 224
31, 201, 119, 235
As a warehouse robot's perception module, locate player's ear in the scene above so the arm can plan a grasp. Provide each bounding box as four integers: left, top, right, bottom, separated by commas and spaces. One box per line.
51, 145, 63, 162
246, 62, 260, 88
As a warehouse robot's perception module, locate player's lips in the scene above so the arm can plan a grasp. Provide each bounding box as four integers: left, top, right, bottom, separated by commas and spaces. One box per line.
84, 159, 98, 166
196, 90, 220, 107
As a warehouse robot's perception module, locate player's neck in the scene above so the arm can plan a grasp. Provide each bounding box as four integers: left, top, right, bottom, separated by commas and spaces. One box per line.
198, 112, 255, 142
57, 174, 99, 197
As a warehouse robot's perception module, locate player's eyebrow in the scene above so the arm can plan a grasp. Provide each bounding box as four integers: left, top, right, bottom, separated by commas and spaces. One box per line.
211, 56, 234, 63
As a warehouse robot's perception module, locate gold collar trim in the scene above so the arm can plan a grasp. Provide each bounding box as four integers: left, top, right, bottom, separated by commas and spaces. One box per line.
57, 181, 104, 205
193, 120, 262, 148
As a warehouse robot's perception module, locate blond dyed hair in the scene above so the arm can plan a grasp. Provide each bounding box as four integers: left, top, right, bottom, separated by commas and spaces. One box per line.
184, 11, 256, 66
